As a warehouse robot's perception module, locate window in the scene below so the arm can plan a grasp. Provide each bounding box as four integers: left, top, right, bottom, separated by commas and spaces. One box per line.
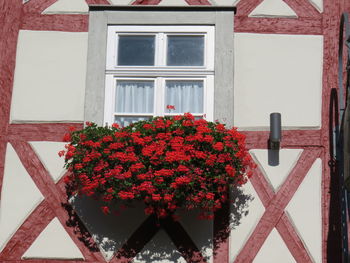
85, 6, 235, 127
104, 26, 214, 126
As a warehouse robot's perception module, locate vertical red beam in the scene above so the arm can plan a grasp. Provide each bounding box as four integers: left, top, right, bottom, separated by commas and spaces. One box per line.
321, 0, 342, 262
0, 0, 22, 133
0, 0, 22, 197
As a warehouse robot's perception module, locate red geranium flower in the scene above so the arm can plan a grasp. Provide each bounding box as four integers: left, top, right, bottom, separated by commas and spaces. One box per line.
61, 114, 255, 219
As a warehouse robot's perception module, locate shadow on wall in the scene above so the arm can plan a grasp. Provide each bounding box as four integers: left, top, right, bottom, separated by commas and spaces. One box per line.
62, 187, 252, 262
327, 88, 343, 262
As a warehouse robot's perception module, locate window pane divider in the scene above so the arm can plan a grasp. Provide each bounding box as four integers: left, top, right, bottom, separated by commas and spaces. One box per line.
114, 113, 154, 116
105, 70, 214, 76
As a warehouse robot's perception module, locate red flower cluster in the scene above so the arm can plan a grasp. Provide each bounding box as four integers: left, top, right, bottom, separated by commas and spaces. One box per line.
61, 114, 255, 219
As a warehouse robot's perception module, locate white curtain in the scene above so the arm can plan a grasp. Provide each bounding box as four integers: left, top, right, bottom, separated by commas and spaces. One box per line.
166, 80, 203, 113
115, 80, 154, 113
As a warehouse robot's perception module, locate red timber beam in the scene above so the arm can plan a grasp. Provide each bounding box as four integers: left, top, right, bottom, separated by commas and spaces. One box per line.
321, 0, 344, 261
85, 0, 110, 4
235, 148, 321, 262
0, 140, 105, 261
235, 0, 322, 35
0, 0, 341, 262
235, 17, 322, 35
283, 0, 321, 18
21, 0, 90, 32
0, 0, 22, 202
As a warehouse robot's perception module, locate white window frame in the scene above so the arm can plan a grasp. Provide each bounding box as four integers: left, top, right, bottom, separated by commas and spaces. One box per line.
85, 6, 235, 128
103, 25, 215, 126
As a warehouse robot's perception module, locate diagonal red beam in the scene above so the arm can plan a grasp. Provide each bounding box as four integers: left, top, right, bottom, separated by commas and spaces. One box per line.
23, 0, 58, 14
277, 213, 313, 262
235, 16, 323, 35
21, 14, 88, 32
132, 0, 162, 5
8, 123, 83, 142
185, 0, 211, 5
86, 0, 110, 4
249, 158, 314, 262
283, 0, 321, 18
235, 0, 264, 17
0, 200, 55, 260
235, 148, 320, 262
9, 141, 105, 261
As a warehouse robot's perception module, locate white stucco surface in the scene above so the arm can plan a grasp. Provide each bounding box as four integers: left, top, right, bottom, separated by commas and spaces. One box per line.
234, 33, 323, 130
29, 142, 67, 183
178, 210, 213, 262
133, 229, 186, 263
22, 217, 84, 259
0, 144, 44, 252
309, 0, 323, 12
253, 228, 296, 262
250, 149, 303, 191
70, 196, 148, 261
229, 181, 265, 262
42, 0, 88, 14
109, 0, 133, 4
11, 30, 87, 122
249, 0, 297, 17
159, 0, 188, 5
211, 0, 238, 5
286, 158, 322, 263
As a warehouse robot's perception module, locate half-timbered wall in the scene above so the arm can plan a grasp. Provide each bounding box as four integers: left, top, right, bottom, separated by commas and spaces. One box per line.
0, 0, 348, 262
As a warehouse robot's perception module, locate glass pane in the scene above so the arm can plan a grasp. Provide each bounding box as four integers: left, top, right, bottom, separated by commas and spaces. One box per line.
115, 80, 154, 113
115, 116, 152, 127
167, 36, 204, 66
165, 80, 203, 113
118, 35, 155, 66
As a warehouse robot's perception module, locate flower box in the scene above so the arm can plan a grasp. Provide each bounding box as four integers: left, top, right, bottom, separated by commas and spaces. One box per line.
60, 114, 254, 219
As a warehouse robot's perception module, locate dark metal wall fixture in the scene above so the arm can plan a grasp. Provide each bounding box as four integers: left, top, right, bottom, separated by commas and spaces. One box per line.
336, 12, 350, 262
269, 112, 281, 150
268, 112, 281, 166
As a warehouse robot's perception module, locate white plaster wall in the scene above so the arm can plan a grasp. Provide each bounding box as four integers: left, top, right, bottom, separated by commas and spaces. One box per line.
70, 197, 213, 262
250, 149, 303, 191
0, 144, 44, 252
133, 230, 187, 263
249, 0, 297, 18
29, 142, 67, 183
229, 182, 265, 262
42, 0, 88, 14
22, 217, 84, 260
309, 0, 323, 12
11, 30, 88, 122
253, 228, 295, 262
158, 0, 188, 6
109, 0, 133, 4
286, 159, 322, 263
211, 0, 239, 5
234, 33, 323, 130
